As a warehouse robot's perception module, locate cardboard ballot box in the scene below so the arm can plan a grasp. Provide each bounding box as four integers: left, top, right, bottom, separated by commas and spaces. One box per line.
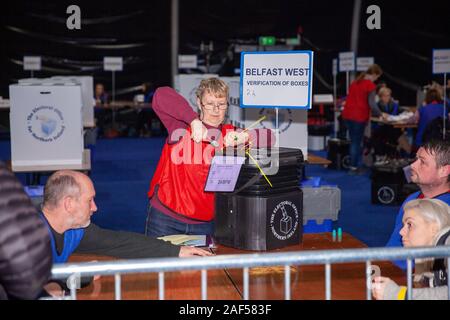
214, 147, 304, 251
9, 83, 84, 168
19, 76, 94, 128
51, 76, 94, 128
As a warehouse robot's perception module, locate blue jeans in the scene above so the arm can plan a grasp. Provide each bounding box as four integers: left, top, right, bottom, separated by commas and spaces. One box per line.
345, 120, 366, 168
145, 201, 214, 237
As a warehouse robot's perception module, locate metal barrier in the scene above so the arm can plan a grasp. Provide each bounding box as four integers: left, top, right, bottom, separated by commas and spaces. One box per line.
51, 245, 450, 300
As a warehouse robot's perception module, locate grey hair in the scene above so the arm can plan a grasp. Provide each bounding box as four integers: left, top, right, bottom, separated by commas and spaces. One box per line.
43, 171, 81, 208
195, 77, 229, 100
404, 199, 450, 231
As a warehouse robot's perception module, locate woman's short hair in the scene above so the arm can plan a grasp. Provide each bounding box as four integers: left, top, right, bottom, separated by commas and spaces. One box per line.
195, 77, 229, 100
404, 199, 450, 232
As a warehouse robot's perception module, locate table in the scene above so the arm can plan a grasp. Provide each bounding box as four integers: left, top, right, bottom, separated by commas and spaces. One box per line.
307, 153, 332, 166
371, 117, 417, 129
8, 149, 91, 185
70, 233, 405, 300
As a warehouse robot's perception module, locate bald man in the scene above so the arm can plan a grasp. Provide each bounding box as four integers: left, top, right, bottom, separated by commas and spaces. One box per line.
40, 170, 212, 265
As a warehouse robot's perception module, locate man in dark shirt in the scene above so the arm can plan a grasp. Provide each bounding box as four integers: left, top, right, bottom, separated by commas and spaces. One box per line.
41, 170, 211, 296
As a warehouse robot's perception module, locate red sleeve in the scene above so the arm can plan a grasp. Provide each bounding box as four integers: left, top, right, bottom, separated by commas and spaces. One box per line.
152, 87, 198, 141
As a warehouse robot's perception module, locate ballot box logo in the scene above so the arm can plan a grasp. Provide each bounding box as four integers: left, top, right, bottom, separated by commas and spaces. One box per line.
270, 201, 299, 241
258, 108, 293, 133
27, 106, 66, 142
377, 186, 395, 204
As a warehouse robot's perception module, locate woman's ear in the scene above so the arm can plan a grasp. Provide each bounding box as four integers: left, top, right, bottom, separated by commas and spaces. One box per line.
196, 97, 204, 119
430, 222, 440, 239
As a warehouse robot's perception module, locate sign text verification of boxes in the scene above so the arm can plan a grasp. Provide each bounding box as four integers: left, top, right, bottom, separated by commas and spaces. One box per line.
9, 83, 84, 167
240, 50, 314, 109
301, 186, 341, 224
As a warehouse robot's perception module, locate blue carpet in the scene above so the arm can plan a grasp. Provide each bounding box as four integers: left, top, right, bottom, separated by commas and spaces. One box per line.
0, 138, 400, 247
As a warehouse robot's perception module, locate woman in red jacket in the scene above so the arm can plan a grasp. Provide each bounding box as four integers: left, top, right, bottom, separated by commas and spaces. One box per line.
145, 78, 273, 237
342, 64, 383, 174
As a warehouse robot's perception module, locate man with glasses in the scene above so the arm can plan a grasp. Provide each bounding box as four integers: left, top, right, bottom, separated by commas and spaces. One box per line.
145, 78, 273, 237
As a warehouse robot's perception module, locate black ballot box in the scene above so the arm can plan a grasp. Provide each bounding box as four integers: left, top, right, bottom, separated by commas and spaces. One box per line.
327, 138, 351, 170
214, 147, 304, 251
371, 159, 419, 205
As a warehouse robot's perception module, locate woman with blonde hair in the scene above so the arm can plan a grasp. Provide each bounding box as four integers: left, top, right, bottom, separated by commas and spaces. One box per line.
373, 198, 450, 300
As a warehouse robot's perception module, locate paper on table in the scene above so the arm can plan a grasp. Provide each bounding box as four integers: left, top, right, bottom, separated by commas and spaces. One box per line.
158, 234, 207, 246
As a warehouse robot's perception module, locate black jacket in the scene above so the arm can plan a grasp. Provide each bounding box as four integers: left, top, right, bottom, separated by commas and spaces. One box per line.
0, 162, 52, 299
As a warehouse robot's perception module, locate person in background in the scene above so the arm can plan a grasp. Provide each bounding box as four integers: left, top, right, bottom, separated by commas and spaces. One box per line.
94, 83, 110, 137
0, 162, 52, 300
386, 140, 450, 269
135, 82, 158, 137
145, 77, 274, 237
377, 87, 399, 116
94, 83, 109, 105
371, 87, 405, 160
415, 88, 449, 147
373, 199, 450, 300
341, 64, 383, 175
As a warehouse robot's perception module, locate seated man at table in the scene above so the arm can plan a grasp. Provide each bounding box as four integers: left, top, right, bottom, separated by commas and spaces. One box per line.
41, 170, 212, 296
40, 170, 211, 264
371, 87, 405, 160
386, 140, 450, 269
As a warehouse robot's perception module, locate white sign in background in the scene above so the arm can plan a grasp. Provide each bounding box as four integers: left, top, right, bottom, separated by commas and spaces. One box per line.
240, 51, 313, 109
23, 56, 41, 71
432, 49, 450, 74
103, 57, 123, 71
178, 55, 198, 69
338, 52, 355, 72
356, 57, 375, 72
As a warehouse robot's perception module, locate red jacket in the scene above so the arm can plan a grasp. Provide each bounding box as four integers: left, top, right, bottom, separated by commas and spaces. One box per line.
342, 79, 376, 122
148, 124, 235, 221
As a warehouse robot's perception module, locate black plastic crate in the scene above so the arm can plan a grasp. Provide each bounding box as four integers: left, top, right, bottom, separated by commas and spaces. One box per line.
327, 138, 350, 170
214, 147, 304, 250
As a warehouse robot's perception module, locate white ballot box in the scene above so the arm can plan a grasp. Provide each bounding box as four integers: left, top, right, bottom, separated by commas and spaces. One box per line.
19, 76, 94, 128
51, 76, 95, 128
9, 83, 84, 168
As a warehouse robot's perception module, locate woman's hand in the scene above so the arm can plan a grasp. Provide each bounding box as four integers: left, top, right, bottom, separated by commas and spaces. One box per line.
223, 131, 249, 147
190, 119, 208, 143
44, 282, 65, 298
372, 276, 396, 300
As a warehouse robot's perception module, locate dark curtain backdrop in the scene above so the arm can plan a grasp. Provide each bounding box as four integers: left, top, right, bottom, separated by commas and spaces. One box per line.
1, 0, 449, 104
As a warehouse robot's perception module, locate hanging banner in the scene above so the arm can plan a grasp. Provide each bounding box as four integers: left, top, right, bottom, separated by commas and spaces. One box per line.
240, 51, 313, 109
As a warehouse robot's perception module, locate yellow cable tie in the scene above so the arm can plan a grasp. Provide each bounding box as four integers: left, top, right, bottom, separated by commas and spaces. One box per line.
246, 151, 273, 188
